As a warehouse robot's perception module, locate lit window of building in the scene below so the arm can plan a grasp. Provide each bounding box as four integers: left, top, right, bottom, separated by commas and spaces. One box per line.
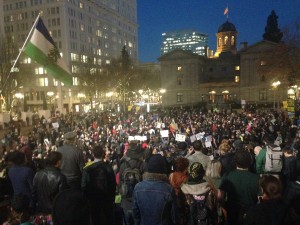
81, 54, 88, 63
222, 90, 229, 101
177, 92, 183, 102
209, 90, 216, 103
231, 36, 235, 45
235, 75, 240, 83
23, 58, 31, 64
72, 65, 79, 73
177, 75, 183, 85
35, 67, 47, 75
73, 77, 79, 86
71, 53, 79, 61
259, 90, 267, 100
53, 79, 64, 86
80, 24, 84, 31
96, 29, 102, 37
36, 78, 48, 86
235, 66, 240, 70
224, 36, 228, 45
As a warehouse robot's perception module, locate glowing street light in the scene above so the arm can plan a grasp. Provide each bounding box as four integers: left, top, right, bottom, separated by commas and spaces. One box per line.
15, 93, 24, 99
159, 89, 166, 94
106, 92, 113, 98
272, 81, 281, 110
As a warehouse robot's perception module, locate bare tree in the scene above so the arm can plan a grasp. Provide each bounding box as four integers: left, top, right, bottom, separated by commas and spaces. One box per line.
258, 20, 300, 85
105, 46, 161, 111
0, 36, 21, 111
77, 57, 109, 109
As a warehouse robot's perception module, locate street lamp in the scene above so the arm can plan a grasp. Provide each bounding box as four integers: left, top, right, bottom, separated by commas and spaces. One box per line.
47, 91, 55, 114
159, 89, 166, 94
15, 92, 24, 109
77, 93, 86, 112
106, 92, 114, 110
159, 89, 166, 106
272, 81, 281, 110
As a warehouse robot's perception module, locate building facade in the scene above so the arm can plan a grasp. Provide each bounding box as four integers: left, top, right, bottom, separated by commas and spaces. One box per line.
1, 0, 138, 113
159, 20, 288, 110
161, 30, 208, 57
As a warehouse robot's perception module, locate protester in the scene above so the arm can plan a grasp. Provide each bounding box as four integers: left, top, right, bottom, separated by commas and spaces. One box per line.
19, 136, 34, 167
52, 189, 91, 225
3, 194, 32, 225
185, 140, 211, 170
205, 159, 222, 189
57, 131, 84, 190
32, 151, 68, 214
254, 145, 266, 175
118, 141, 146, 225
244, 175, 288, 225
81, 145, 116, 225
169, 157, 189, 225
282, 146, 297, 187
218, 139, 235, 176
7, 151, 34, 200
181, 162, 216, 225
132, 154, 176, 225
218, 150, 259, 225
3, 106, 300, 225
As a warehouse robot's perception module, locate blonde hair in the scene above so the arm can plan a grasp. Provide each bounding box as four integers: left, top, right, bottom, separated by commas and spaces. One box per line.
205, 160, 222, 179
219, 141, 231, 154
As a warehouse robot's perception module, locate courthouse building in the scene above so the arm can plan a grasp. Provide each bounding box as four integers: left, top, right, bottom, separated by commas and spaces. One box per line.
159, 19, 288, 110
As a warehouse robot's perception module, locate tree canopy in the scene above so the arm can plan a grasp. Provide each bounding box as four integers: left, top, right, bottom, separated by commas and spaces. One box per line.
263, 10, 283, 43
259, 20, 300, 86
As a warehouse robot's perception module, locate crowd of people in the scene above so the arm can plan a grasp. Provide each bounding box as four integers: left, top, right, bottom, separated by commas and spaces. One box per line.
0, 106, 299, 225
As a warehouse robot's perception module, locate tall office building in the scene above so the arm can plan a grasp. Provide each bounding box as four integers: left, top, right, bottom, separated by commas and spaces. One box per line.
161, 30, 208, 56
1, 0, 138, 112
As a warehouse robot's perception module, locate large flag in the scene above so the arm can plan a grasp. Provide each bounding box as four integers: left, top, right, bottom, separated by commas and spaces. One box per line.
224, 6, 229, 15
24, 17, 72, 86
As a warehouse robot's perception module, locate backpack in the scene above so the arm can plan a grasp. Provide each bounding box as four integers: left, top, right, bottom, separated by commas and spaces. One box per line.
174, 189, 189, 225
120, 159, 143, 199
265, 145, 282, 173
188, 192, 210, 225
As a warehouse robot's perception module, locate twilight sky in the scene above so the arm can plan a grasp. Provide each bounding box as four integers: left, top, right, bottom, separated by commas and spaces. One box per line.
137, 0, 300, 63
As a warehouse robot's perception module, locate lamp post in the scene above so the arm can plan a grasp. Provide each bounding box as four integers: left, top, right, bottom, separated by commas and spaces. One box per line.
159, 89, 166, 106
15, 92, 24, 111
272, 81, 281, 110
77, 93, 86, 112
106, 92, 114, 111
47, 91, 55, 114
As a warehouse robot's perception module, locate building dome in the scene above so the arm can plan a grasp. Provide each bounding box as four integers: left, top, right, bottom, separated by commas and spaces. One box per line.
218, 21, 237, 33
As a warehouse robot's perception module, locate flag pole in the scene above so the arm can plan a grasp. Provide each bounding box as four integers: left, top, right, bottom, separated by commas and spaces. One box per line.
10, 13, 41, 75
227, 4, 229, 20
1, 13, 41, 93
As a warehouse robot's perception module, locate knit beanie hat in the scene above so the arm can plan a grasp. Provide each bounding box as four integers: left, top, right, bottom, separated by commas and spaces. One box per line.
188, 162, 205, 184
147, 154, 167, 174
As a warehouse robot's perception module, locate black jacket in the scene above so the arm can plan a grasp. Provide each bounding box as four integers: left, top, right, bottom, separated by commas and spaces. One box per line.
219, 152, 235, 176
32, 166, 68, 214
244, 199, 288, 225
81, 161, 116, 199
